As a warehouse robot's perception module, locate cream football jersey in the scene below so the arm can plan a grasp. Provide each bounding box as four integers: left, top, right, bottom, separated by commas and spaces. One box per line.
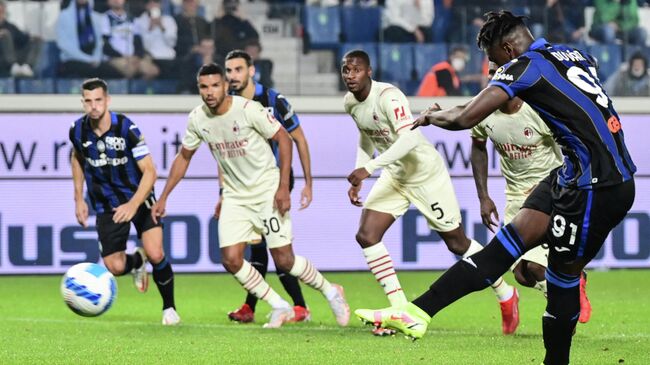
344, 81, 445, 185
471, 102, 563, 198
183, 96, 282, 202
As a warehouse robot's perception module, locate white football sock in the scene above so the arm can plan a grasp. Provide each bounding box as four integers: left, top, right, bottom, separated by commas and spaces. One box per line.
233, 260, 289, 309
535, 280, 548, 297
363, 242, 407, 306
289, 255, 336, 300
463, 239, 514, 301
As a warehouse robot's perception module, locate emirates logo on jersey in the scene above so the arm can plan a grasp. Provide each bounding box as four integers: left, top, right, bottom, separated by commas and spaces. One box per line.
232, 121, 240, 135
523, 127, 534, 139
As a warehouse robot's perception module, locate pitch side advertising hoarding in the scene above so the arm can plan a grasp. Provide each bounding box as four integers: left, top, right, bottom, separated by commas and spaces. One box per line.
0, 113, 648, 274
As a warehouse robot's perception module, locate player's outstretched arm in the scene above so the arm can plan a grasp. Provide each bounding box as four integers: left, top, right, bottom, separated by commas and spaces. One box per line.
413, 86, 510, 130
470, 138, 499, 232
113, 155, 157, 223
152, 147, 196, 223
289, 125, 313, 210
271, 127, 292, 216
71, 150, 88, 227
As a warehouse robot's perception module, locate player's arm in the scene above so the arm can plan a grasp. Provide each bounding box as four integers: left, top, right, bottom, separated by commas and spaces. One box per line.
414, 59, 537, 131
113, 155, 157, 223
270, 127, 292, 216
348, 133, 374, 207
348, 89, 419, 185
70, 149, 88, 227
152, 146, 197, 223
288, 125, 313, 210
214, 162, 224, 219
470, 137, 499, 232
414, 86, 509, 130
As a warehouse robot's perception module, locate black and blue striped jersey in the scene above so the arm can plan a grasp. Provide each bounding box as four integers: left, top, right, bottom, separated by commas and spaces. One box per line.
69, 112, 154, 214
489, 38, 636, 189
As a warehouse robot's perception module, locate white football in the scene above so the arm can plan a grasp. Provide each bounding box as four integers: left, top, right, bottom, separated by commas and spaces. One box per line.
61, 263, 117, 317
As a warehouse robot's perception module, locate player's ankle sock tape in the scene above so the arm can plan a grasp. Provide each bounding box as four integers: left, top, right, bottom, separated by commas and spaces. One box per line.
543, 269, 580, 365
412, 227, 521, 317
153, 257, 175, 310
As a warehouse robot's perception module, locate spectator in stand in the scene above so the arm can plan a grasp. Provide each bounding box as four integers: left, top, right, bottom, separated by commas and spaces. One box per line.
0, 0, 41, 78
174, 0, 213, 93
244, 39, 274, 88
590, 0, 647, 46
382, 0, 433, 43
135, 0, 177, 77
416, 46, 468, 96
605, 51, 650, 96
57, 0, 122, 78
212, 0, 259, 61
101, 0, 159, 79
452, 0, 513, 44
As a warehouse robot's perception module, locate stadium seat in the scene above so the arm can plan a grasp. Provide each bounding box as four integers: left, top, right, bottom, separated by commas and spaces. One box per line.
587, 44, 622, 83
129, 79, 179, 94
414, 43, 448, 80
341, 6, 380, 43
338, 43, 378, 67
0, 78, 16, 94
303, 6, 341, 50
16, 78, 55, 94
56, 78, 86, 94
379, 43, 415, 82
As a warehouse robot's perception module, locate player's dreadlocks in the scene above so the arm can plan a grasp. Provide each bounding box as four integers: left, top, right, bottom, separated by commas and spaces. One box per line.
477, 11, 527, 50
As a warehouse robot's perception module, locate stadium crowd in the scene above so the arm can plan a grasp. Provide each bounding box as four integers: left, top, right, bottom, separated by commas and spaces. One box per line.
0, 0, 650, 95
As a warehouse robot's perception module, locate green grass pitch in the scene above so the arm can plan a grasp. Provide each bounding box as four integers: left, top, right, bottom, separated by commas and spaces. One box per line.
2, 270, 649, 364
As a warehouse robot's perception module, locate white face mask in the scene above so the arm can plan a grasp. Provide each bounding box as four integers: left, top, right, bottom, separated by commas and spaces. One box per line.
451, 58, 466, 72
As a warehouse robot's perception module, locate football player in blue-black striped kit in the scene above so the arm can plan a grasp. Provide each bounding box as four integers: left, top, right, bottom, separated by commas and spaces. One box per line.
69, 78, 180, 325
355, 11, 636, 365
220, 49, 314, 324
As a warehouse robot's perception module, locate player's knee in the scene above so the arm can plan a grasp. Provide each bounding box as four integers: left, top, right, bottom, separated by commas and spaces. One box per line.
147, 251, 165, 266
273, 255, 293, 272
104, 260, 125, 276
221, 256, 243, 273
355, 230, 378, 248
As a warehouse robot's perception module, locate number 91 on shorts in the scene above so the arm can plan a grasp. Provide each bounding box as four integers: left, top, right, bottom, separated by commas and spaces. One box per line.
217, 198, 293, 248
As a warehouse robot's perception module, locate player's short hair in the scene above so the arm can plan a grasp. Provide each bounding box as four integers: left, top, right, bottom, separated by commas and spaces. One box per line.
225, 50, 253, 67
81, 78, 108, 95
477, 10, 528, 50
196, 63, 225, 79
343, 50, 371, 68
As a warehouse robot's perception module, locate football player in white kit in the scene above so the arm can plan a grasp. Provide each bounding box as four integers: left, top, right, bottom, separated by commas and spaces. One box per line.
470, 62, 591, 323
341, 50, 520, 335
151, 63, 349, 328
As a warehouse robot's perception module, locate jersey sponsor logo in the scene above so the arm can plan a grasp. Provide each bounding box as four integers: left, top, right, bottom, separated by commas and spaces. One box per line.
97, 136, 126, 152
494, 142, 536, 160
208, 139, 249, 158
523, 127, 534, 139
363, 128, 390, 138
85, 156, 129, 167
550, 50, 586, 62
492, 72, 514, 82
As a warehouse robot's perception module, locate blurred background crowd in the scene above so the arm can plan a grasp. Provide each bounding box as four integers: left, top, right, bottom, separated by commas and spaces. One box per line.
0, 0, 649, 96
